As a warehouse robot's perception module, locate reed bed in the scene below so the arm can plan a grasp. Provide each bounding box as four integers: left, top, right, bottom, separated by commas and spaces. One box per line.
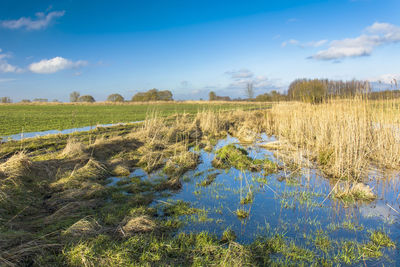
263, 98, 400, 181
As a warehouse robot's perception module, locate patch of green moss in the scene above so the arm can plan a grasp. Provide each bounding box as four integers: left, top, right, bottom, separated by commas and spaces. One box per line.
213, 144, 269, 171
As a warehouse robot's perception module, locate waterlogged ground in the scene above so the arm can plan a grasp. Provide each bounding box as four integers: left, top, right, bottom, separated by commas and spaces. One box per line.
0, 121, 142, 142
107, 134, 400, 265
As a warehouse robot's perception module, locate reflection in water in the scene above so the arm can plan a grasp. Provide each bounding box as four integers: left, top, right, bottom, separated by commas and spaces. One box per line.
108, 134, 400, 264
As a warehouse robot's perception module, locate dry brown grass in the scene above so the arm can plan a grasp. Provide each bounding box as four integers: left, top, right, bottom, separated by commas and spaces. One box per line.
0, 152, 32, 179
120, 215, 156, 236
61, 138, 87, 158
0, 240, 60, 267
63, 217, 102, 237
334, 182, 376, 202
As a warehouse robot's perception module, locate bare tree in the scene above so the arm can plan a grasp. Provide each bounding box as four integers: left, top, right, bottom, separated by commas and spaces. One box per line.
70, 91, 80, 102
0, 97, 12, 103
245, 82, 254, 99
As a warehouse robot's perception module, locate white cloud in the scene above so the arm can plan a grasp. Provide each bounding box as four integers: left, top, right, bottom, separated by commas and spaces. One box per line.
0, 49, 23, 73
1, 10, 65, 30
29, 57, 87, 74
281, 39, 299, 47
225, 69, 277, 91
311, 22, 400, 60
225, 69, 254, 80
369, 73, 400, 84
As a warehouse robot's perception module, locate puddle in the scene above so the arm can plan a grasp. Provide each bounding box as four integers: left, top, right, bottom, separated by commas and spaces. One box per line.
111, 135, 400, 264
1, 121, 143, 142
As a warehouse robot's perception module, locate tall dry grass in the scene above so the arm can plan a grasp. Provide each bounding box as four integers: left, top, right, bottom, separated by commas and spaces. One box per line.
264, 97, 400, 180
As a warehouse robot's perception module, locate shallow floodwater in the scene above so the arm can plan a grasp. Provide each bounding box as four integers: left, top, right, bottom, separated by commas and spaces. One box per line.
109, 134, 400, 265
1, 121, 142, 142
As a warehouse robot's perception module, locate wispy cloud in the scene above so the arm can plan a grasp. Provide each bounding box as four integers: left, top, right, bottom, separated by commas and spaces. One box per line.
225, 69, 277, 91
29, 57, 87, 74
1, 10, 65, 30
225, 69, 254, 80
311, 22, 400, 60
0, 78, 16, 83
0, 49, 23, 73
282, 39, 327, 48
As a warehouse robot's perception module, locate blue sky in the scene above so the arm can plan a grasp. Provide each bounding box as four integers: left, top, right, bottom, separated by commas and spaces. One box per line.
0, 0, 400, 101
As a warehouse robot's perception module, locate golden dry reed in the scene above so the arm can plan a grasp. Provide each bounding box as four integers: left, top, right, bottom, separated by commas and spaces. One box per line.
264, 97, 400, 181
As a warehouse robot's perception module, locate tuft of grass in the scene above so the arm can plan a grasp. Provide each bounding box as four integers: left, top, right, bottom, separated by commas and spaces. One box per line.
199, 172, 218, 187
369, 230, 395, 248
60, 138, 87, 158
235, 209, 249, 219
213, 144, 265, 171
221, 228, 237, 243
240, 191, 254, 205
121, 215, 156, 236
334, 182, 376, 202
164, 150, 199, 177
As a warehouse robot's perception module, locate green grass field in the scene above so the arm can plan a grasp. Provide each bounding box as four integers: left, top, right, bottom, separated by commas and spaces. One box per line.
0, 102, 268, 136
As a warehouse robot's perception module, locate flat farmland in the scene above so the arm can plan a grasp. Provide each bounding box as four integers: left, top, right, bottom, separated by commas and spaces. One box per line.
0, 102, 269, 136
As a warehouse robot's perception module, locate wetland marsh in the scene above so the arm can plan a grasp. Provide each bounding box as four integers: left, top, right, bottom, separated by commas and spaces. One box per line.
0, 100, 399, 266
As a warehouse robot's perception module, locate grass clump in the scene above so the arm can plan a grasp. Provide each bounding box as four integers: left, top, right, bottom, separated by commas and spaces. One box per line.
213, 144, 263, 171
0, 151, 32, 179
162, 200, 198, 217
221, 228, 237, 243
369, 230, 395, 248
313, 230, 331, 253
121, 215, 156, 236
334, 182, 376, 203
164, 151, 199, 177
240, 191, 254, 204
111, 164, 131, 176
63, 217, 102, 237
235, 209, 249, 219
60, 138, 87, 158
199, 172, 218, 187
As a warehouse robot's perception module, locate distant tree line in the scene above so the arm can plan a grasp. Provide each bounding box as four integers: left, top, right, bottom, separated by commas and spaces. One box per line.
209, 91, 231, 101
255, 90, 287, 102
286, 79, 373, 103
253, 79, 394, 104
67, 88, 173, 103
2, 80, 399, 105
131, 89, 173, 102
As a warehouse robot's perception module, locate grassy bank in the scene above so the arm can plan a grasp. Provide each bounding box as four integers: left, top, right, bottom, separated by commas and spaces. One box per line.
0, 101, 270, 136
